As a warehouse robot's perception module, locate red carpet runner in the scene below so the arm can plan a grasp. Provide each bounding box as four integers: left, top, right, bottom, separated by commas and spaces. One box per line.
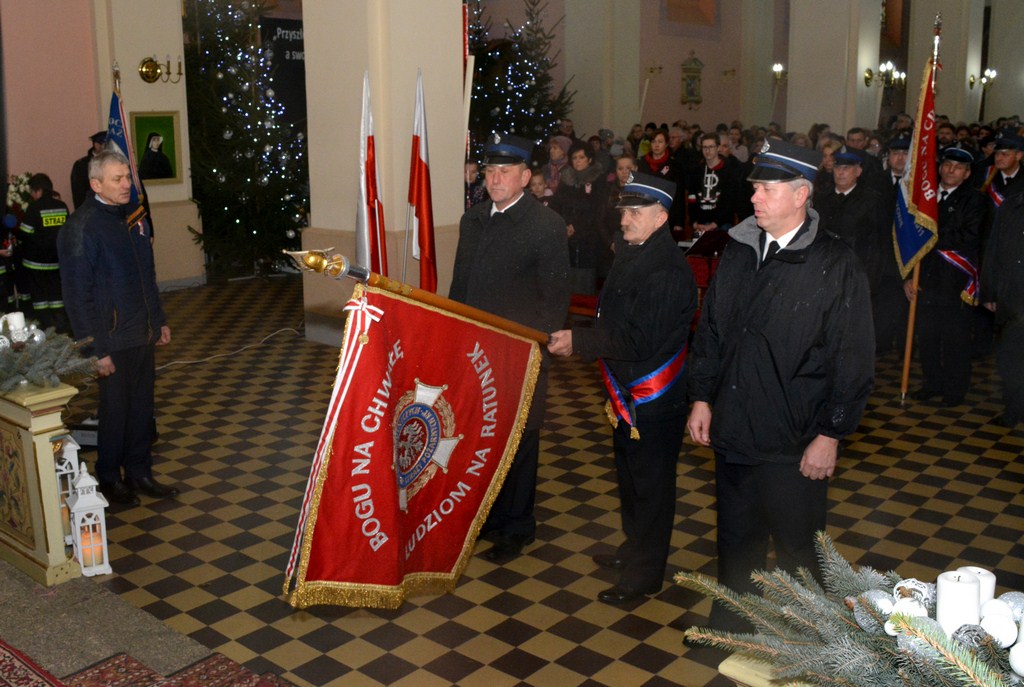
0, 638, 63, 687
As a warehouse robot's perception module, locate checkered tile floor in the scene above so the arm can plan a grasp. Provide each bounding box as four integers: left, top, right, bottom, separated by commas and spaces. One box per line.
63, 274, 1024, 687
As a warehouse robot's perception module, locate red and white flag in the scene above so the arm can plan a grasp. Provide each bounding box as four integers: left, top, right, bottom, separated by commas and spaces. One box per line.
283, 285, 541, 609
408, 71, 437, 292
356, 71, 388, 276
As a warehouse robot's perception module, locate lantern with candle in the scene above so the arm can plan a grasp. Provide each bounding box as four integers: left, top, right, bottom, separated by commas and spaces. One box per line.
67, 465, 112, 576
52, 435, 82, 546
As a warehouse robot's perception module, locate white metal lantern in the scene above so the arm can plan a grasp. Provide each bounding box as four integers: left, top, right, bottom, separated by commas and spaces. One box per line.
67, 465, 112, 576
52, 435, 82, 546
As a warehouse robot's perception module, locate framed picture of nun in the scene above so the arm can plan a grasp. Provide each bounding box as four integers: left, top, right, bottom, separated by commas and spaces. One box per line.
130, 111, 181, 184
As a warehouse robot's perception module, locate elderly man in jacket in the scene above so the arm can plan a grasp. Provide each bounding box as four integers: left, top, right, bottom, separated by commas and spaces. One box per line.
686, 139, 874, 632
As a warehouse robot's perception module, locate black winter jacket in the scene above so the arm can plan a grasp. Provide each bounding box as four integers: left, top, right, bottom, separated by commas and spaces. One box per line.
58, 197, 166, 359
688, 208, 875, 462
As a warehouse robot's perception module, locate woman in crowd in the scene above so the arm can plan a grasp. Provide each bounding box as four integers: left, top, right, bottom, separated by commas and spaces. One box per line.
552, 143, 607, 294
544, 136, 572, 195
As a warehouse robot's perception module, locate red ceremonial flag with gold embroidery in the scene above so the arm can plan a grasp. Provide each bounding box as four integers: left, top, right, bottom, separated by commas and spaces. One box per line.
284, 285, 540, 609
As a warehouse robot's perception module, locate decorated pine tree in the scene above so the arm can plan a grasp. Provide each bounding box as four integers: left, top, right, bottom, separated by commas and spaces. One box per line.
467, 0, 575, 161
182, 0, 309, 278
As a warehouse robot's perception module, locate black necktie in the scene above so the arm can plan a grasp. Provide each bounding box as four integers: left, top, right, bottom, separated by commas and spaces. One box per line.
940, 190, 950, 203
893, 175, 901, 187
762, 240, 779, 268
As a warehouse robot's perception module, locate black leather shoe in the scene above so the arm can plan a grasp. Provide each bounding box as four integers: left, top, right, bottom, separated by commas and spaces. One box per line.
597, 583, 661, 605
484, 534, 534, 563
99, 481, 140, 507
126, 476, 180, 499
592, 553, 627, 570
941, 396, 964, 408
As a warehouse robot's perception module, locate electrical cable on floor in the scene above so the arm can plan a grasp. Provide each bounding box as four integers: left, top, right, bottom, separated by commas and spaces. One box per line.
155, 324, 305, 371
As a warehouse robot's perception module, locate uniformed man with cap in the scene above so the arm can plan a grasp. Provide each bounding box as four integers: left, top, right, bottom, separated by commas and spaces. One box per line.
548, 172, 696, 604
906, 146, 984, 407
450, 133, 571, 563
978, 130, 1024, 218
70, 130, 107, 209
686, 139, 875, 632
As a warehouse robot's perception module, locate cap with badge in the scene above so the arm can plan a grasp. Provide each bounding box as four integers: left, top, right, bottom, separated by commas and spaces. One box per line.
89, 130, 107, 144
833, 149, 865, 166
994, 129, 1024, 151
615, 172, 676, 210
483, 133, 535, 166
747, 139, 823, 183
886, 134, 911, 151
939, 147, 973, 165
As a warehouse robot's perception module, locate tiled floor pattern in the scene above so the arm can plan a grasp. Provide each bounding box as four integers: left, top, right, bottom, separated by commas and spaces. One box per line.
64, 275, 1024, 687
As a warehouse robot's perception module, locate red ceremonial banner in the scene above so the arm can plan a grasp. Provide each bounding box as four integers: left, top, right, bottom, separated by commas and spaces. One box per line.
284, 285, 540, 609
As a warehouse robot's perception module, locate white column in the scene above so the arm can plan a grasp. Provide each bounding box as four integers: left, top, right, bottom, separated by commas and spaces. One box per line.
984, 0, 1024, 123
302, 0, 465, 341
907, 0, 984, 122
739, 0, 776, 129
564, 0, 640, 137
786, 0, 881, 136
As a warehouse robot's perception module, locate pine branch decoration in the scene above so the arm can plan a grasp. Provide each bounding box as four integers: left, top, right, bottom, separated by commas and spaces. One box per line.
0, 332, 95, 392
673, 533, 1012, 687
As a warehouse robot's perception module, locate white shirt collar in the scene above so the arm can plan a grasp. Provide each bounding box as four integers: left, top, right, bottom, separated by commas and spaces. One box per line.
490, 192, 525, 216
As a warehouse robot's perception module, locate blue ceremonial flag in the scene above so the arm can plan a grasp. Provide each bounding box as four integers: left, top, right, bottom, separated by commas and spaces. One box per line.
893, 59, 939, 278
105, 87, 148, 227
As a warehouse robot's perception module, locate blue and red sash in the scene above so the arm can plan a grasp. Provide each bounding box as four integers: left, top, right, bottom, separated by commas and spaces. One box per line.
982, 167, 1006, 207
937, 250, 979, 305
599, 344, 687, 440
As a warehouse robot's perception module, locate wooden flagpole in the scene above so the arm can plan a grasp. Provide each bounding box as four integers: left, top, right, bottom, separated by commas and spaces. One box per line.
286, 250, 550, 345
899, 14, 942, 403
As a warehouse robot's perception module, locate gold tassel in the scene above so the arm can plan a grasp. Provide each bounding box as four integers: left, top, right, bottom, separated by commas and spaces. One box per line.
604, 400, 618, 429
630, 426, 640, 440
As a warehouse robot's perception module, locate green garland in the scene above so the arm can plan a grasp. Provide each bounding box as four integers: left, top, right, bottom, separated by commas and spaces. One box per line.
0, 332, 96, 392
675, 532, 1014, 687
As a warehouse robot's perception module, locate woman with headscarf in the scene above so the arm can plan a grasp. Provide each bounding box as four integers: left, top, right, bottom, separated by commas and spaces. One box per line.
139, 132, 173, 179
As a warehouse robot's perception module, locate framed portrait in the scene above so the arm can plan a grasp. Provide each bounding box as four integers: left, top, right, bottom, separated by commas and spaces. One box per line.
130, 111, 182, 185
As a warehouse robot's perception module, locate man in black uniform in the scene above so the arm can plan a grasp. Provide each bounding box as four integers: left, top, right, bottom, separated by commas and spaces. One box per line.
70, 130, 106, 209
906, 147, 985, 407
449, 133, 571, 562
548, 173, 697, 604
17, 174, 69, 332
981, 187, 1024, 428
688, 133, 740, 236
686, 139, 874, 633
813, 151, 893, 354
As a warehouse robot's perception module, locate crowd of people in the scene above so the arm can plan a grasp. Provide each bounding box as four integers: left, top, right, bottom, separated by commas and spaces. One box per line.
460, 111, 1023, 613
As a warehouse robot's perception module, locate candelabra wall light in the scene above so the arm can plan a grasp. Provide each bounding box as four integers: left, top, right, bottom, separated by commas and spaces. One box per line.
864, 61, 906, 89
969, 68, 997, 90
772, 63, 786, 83
138, 55, 182, 84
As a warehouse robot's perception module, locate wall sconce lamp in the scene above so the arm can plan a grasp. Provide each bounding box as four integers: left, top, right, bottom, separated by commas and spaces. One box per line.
969, 68, 997, 90
772, 63, 786, 82
138, 55, 182, 84
864, 61, 905, 88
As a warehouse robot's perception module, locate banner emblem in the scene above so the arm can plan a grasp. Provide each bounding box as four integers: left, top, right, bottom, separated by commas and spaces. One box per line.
394, 381, 462, 510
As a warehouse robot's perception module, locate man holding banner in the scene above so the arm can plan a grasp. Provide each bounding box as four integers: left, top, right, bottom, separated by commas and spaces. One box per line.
548, 172, 696, 605
450, 133, 570, 563
904, 147, 984, 407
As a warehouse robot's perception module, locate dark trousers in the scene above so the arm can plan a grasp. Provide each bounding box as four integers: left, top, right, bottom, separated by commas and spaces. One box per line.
917, 302, 973, 401
711, 456, 827, 632
612, 413, 686, 590
997, 318, 1024, 422
96, 345, 156, 484
872, 284, 907, 355
482, 428, 539, 540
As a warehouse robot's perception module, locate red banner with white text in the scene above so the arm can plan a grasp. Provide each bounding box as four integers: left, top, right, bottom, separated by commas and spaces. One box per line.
284, 285, 540, 609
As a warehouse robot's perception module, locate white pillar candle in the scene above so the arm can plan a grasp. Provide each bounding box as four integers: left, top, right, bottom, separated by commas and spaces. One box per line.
936, 570, 981, 636
4, 311, 25, 331
958, 566, 996, 605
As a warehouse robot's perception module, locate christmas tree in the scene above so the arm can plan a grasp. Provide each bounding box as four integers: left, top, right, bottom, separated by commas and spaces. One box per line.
675, 532, 1016, 687
467, 0, 575, 161
182, 0, 309, 278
